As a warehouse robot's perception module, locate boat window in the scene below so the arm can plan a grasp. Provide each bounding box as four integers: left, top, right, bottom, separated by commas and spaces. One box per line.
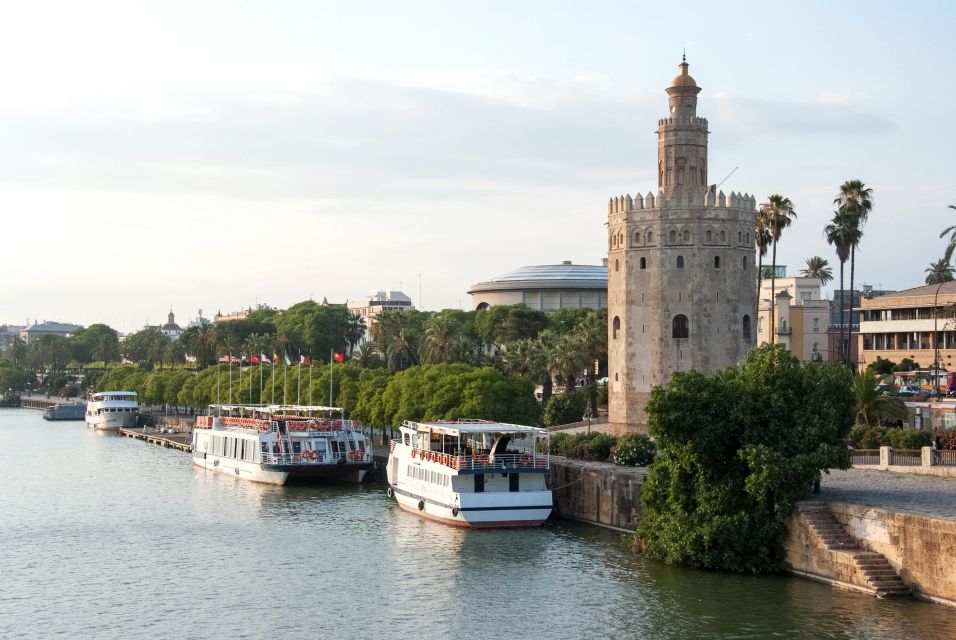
403, 433, 410, 446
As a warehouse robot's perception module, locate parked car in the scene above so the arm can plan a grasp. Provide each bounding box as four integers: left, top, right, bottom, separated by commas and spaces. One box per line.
898, 385, 922, 397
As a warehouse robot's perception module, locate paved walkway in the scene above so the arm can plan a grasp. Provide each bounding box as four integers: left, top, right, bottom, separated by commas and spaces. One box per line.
812, 468, 956, 522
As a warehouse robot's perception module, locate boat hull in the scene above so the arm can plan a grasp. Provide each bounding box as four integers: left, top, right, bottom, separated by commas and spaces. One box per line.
86, 413, 138, 432
193, 453, 371, 486
389, 484, 552, 528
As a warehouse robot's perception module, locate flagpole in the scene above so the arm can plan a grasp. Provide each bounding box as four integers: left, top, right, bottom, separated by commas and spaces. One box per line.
248, 356, 252, 404
228, 355, 233, 404
239, 355, 243, 403
308, 356, 313, 406
283, 353, 287, 406
329, 348, 333, 407
216, 362, 221, 406
271, 357, 275, 405
297, 354, 302, 406
259, 358, 263, 404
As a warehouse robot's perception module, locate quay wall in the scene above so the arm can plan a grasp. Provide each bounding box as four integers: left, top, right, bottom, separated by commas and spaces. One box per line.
784, 502, 956, 605
548, 458, 646, 532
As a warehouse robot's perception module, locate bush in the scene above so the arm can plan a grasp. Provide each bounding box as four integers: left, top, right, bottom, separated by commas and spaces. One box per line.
548, 432, 574, 457
860, 427, 888, 449
613, 433, 656, 466
846, 424, 869, 448
941, 432, 956, 450
887, 428, 932, 450
548, 431, 617, 462
543, 389, 588, 427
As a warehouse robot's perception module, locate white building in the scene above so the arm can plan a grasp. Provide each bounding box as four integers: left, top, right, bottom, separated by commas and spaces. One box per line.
347, 290, 415, 345
20, 321, 83, 344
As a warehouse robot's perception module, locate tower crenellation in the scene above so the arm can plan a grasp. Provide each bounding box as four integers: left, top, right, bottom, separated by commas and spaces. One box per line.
606, 59, 757, 433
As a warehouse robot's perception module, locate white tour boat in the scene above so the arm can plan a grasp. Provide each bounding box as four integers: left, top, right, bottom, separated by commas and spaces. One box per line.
191, 404, 372, 485
386, 420, 553, 528
85, 391, 139, 431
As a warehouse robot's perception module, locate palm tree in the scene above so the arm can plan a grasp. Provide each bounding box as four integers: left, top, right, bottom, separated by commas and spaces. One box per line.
825, 210, 861, 364
834, 180, 874, 367
853, 370, 907, 426
754, 209, 772, 299
759, 194, 797, 341
800, 256, 834, 285
6, 336, 27, 366
420, 316, 461, 364
551, 335, 589, 393
386, 327, 418, 372
351, 343, 383, 369
937, 205, 956, 259
575, 311, 607, 413
185, 319, 219, 368
345, 312, 366, 355
925, 258, 955, 285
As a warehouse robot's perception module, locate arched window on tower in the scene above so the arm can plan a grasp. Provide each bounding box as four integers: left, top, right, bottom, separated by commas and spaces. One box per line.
669, 229, 677, 244
614, 259, 619, 272
647, 230, 653, 243
706, 229, 712, 243
659, 161, 663, 186
742, 315, 752, 339
672, 315, 689, 339
640, 257, 647, 270
634, 231, 641, 244
683, 230, 690, 243
746, 232, 751, 245
738, 231, 743, 243
714, 256, 721, 269
742, 256, 748, 269
612, 316, 621, 339
720, 230, 726, 243
676, 256, 684, 268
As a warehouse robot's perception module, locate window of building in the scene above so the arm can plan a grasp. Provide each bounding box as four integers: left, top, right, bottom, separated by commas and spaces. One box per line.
813, 318, 819, 333
746, 232, 751, 244
615, 259, 619, 272
738, 231, 742, 243
647, 231, 653, 243
672, 314, 689, 339
714, 256, 721, 269
634, 231, 641, 244
676, 256, 684, 268
706, 230, 712, 243
612, 316, 621, 339
720, 230, 726, 242
742, 314, 751, 338
669, 229, 677, 243
640, 257, 647, 270
743, 256, 748, 269
683, 229, 690, 243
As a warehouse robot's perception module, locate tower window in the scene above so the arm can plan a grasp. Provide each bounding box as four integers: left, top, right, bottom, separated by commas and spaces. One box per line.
676, 256, 684, 269
634, 231, 641, 244
615, 259, 619, 272
669, 230, 677, 244
742, 314, 752, 338
672, 315, 689, 339
640, 257, 647, 270
720, 230, 726, 242
647, 231, 653, 243
683, 230, 690, 243
706, 230, 712, 243
743, 256, 748, 269
746, 232, 751, 244
714, 256, 721, 269
612, 316, 621, 339
738, 231, 743, 243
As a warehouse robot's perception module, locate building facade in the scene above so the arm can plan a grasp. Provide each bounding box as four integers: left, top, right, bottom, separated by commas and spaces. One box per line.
19, 321, 83, 344
607, 60, 757, 432
858, 282, 956, 370
347, 290, 415, 346
757, 275, 829, 362
467, 261, 608, 312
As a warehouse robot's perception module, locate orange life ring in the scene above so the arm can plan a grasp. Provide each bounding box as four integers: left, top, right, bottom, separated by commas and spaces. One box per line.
411, 449, 416, 458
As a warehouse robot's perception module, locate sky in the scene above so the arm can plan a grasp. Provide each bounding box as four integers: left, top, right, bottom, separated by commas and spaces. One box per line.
2, 0, 954, 333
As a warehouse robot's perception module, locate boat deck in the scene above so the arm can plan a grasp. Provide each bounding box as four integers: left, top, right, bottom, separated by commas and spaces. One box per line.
120, 427, 192, 452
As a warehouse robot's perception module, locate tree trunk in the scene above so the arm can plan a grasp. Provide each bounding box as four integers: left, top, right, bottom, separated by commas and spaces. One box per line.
847, 246, 856, 367
770, 241, 778, 342
541, 375, 553, 406
838, 261, 846, 363
757, 252, 763, 301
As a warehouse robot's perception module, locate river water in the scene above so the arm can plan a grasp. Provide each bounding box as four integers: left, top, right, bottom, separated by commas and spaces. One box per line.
1, 409, 954, 640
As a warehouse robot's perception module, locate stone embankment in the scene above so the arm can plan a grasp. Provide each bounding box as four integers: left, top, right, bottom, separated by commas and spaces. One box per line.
548, 457, 646, 531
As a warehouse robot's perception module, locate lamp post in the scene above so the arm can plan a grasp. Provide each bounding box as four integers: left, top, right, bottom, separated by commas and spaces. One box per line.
934, 281, 945, 400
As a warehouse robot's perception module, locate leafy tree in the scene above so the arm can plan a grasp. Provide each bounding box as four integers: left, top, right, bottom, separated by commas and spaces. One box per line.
121, 328, 170, 365
67, 324, 120, 364
180, 319, 220, 368
28, 335, 73, 372
925, 258, 954, 284
543, 388, 588, 426
0, 360, 31, 391
420, 315, 462, 364
350, 343, 383, 369
898, 357, 918, 372
575, 309, 608, 411
866, 357, 897, 377
636, 345, 853, 573
760, 194, 797, 341
474, 304, 548, 347
548, 308, 593, 336
3, 336, 27, 366
345, 312, 366, 355
824, 209, 861, 364
834, 180, 873, 365
799, 257, 833, 285
852, 369, 908, 426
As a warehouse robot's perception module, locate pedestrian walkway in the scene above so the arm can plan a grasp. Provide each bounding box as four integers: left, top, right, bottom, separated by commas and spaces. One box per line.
813, 468, 956, 522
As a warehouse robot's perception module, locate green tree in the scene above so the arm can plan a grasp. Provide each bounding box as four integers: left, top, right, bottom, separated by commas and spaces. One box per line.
67, 324, 120, 364
181, 319, 220, 368
853, 369, 908, 426
834, 180, 874, 366
824, 209, 861, 364
760, 194, 797, 341
420, 315, 462, 364
121, 328, 170, 365
636, 345, 853, 572
474, 304, 548, 347
925, 258, 954, 285
28, 335, 72, 372
866, 357, 897, 377
0, 360, 31, 391
350, 343, 383, 369
4, 336, 27, 366
575, 309, 608, 412
754, 209, 773, 299
799, 256, 833, 285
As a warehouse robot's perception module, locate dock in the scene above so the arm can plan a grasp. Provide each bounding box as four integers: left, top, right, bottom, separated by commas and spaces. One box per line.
119, 427, 192, 452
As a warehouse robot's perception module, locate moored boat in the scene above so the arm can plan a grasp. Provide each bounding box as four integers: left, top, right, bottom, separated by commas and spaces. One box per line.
191, 404, 372, 485
386, 420, 553, 528
86, 391, 139, 431
44, 401, 87, 421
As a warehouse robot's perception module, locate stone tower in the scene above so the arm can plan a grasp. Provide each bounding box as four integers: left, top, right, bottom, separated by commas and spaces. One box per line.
606, 59, 757, 432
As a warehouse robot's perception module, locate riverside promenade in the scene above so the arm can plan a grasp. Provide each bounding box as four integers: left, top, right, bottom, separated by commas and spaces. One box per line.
813, 468, 956, 522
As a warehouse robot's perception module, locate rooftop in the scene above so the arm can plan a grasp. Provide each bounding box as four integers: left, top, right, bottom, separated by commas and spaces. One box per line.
403, 419, 548, 436
23, 321, 82, 333
476, 263, 607, 284
868, 281, 956, 300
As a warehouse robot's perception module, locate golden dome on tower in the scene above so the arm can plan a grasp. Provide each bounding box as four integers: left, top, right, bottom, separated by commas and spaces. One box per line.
670, 58, 697, 88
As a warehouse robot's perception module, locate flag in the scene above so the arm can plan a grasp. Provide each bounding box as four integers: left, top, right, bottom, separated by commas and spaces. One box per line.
218, 355, 229, 363
251, 355, 261, 365
261, 352, 272, 365
273, 352, 279, 363
334, 353, 344, 363
300, 355, 311, 365
284, 352, 292, 366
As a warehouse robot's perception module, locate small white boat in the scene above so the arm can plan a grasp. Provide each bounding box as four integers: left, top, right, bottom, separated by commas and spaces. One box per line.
44, 401, 87, 421
86, 391, 139, 431
386, 420, 553, 528
191, 404, 372, 485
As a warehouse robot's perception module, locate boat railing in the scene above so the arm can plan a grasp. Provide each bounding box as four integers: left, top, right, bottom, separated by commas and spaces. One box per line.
260, 450, 369, 465
405, 446, 548, 471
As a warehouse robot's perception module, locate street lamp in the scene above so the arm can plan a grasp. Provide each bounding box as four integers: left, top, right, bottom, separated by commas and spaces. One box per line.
934, 281, 945, 400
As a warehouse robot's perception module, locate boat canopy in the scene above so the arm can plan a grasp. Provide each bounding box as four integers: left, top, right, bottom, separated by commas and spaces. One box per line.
209, 404, 344, 414
94, 391, 137, 397
401, 419, 547, 437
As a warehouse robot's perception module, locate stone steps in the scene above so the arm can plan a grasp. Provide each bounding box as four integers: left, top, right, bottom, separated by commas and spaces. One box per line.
801, 506, 912, 598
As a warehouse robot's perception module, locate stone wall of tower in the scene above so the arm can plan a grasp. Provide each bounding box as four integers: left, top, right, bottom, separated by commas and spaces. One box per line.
606, 62, 757, 433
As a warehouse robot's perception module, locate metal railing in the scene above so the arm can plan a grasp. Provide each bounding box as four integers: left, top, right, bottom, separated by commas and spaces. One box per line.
936, 450, 956, 466
851, 449, 880, 465
891, 449, 922, 466
405, 445, 548, 471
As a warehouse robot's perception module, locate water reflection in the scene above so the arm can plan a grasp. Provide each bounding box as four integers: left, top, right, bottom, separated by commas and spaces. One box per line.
1, 409, 955, 640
